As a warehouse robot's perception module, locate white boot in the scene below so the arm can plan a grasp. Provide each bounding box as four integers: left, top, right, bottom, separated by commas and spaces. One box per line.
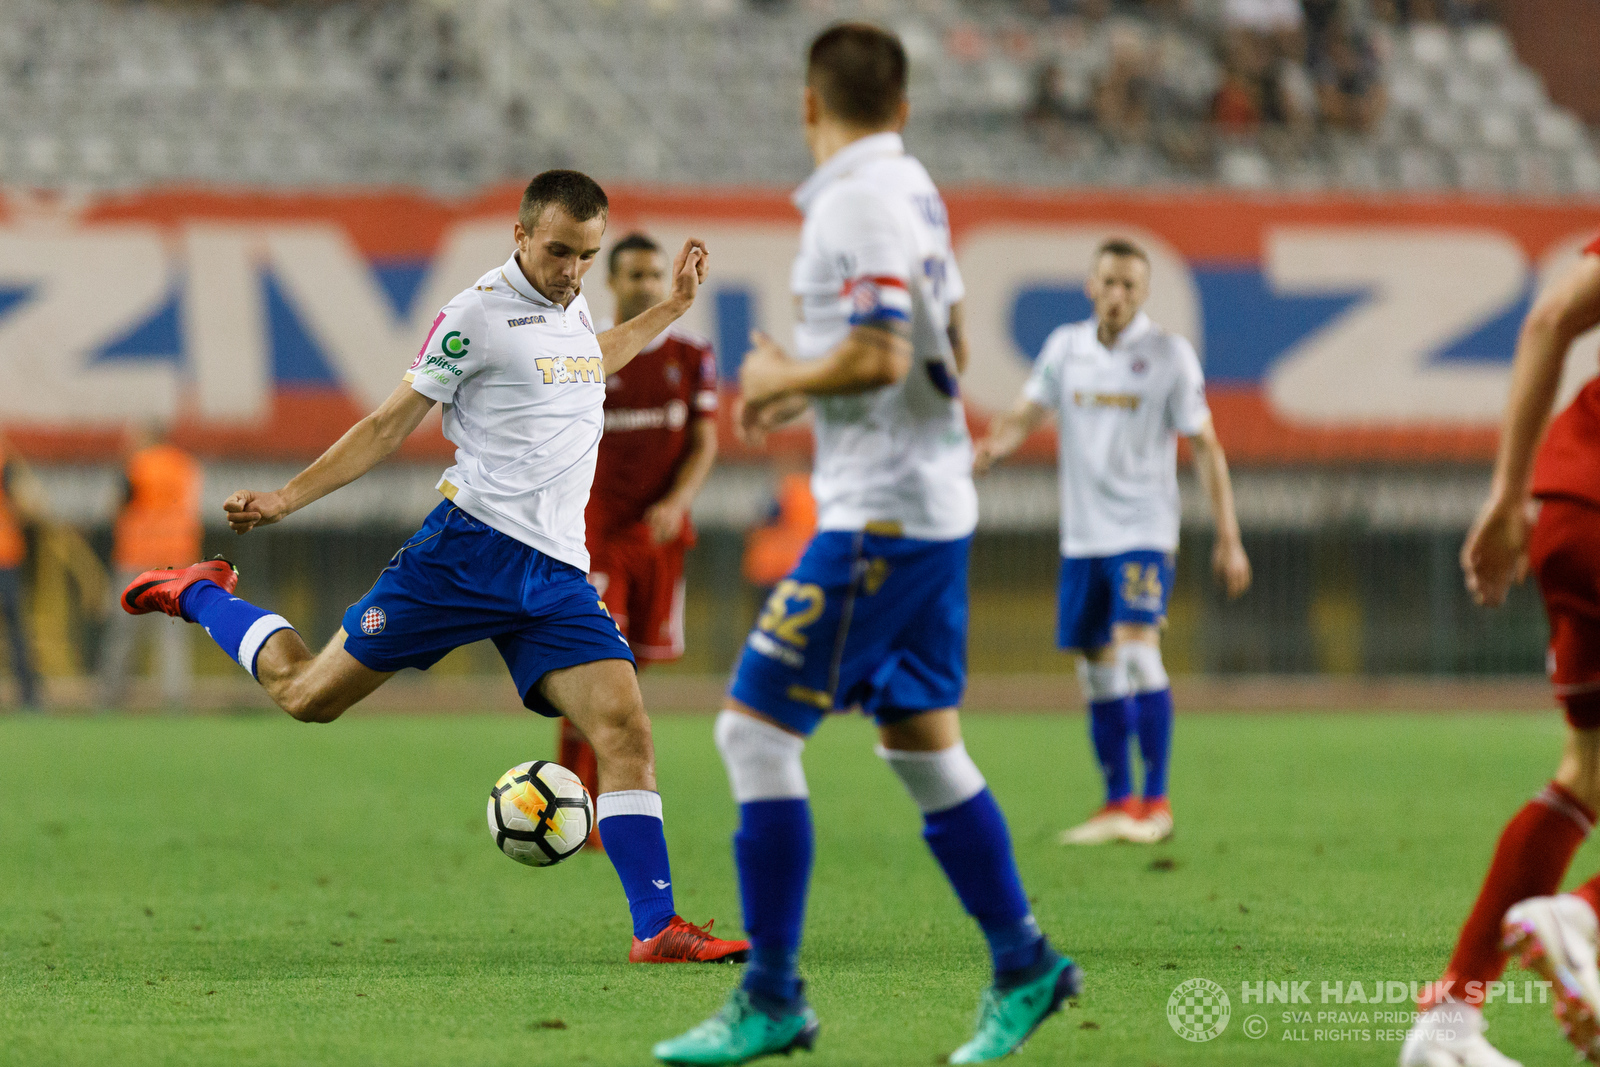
1398, 1002, 1521, 1067
1504, 893, 1600, 1061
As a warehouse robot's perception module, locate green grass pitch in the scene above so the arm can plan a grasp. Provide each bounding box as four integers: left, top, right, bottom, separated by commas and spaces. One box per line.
1, 709, 1590, 1066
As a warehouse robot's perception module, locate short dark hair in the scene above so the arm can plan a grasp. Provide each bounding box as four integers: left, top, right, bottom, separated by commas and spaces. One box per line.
519, 170, 608, 231
1095, 238, 1149, 265
608, 232, 661, 275
807, 23, 907, 128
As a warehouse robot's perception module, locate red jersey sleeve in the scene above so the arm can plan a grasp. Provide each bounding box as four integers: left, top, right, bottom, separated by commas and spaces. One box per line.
1585, 233, 1600, 257
692, 342, 718, 419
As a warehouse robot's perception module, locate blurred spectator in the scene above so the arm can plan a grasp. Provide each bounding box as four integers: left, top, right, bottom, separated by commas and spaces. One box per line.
1310, 13, 1386, 132
0, 439, 48, 708
1212, 59, 1263, 133
1222, 0, 1305, 52
1369, 0, 1500, 25
1026, 59, 1078, 149
1218, 1, 1315, 141
96, 424, 202, 709
1093, 24, 1154, 144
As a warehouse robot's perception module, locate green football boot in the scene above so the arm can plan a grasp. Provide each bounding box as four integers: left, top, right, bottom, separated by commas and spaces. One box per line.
654, 987, 820, 1066
948, 952, 1082, 1064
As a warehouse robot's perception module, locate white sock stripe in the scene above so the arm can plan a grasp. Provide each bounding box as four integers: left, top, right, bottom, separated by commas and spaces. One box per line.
715, 710, 808, 803
1079, 658, 1129, 703
596, 789, 664, 821
1536, 786, 1595, 835
878, 742, 987, 814
237, 614, 293, 680
1118, 641, 1170, 694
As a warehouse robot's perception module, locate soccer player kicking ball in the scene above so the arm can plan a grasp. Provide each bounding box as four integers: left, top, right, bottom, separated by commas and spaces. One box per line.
557, 232, 721, 849
119, 171, 749, 967
1401, 237, 1600, 1066
654, 24, 1079, 1067
974, 239, 1250, 846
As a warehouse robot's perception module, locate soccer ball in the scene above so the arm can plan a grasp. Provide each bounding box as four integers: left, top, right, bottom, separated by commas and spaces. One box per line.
487, 760, 594, 867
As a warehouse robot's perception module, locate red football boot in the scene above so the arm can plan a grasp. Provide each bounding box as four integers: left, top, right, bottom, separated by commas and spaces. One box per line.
121, 559, 239, 618
629, 916, 750, 964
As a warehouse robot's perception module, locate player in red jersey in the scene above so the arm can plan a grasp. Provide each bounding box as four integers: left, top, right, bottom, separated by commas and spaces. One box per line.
1401, 236, 1600, 1067
558, 232, 720, 843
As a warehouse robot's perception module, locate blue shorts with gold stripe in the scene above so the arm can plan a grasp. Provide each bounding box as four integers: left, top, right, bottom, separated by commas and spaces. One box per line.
342, 500, 633, 716
728, 529, 970, 736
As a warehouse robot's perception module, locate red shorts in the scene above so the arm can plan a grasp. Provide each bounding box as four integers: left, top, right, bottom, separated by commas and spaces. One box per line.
1530, 496, 1600, 728
588, 527, 686, 662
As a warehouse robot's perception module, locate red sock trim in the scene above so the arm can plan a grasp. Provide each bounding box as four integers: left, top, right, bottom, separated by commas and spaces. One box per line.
1537, 781, 1597, 833
1435, 782, 1592, 998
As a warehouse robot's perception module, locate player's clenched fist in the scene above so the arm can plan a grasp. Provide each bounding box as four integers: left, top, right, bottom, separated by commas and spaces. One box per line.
224, 489, 289, 534
669, 238, 709, 310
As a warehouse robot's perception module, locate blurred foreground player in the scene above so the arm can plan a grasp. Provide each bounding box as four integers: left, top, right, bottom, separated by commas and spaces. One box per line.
0, 439, 41, 708
974, 239, 1250, 846
1401, 237, 1600, 1066
558, 232, 721, 848
656, 24, 1078, 1066
120, 172, 746, 966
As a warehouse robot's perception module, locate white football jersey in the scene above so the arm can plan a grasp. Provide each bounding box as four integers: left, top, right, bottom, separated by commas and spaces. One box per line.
790, 132, 976, 541
1024, 313, 1211, 557
405, 252, 606, 572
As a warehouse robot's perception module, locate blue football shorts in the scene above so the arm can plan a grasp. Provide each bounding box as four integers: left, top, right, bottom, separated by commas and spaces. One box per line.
728, 530, 971, 736
342, 501, 633, 716
1056, 549, 1175, 652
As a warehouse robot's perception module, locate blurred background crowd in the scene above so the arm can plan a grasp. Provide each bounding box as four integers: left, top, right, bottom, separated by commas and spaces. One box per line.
0, 0, 1595, 709
0, 0, 1593, 192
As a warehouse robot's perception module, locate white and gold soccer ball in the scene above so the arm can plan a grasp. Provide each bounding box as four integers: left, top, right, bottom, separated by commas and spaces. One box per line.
486, 760, 594, 867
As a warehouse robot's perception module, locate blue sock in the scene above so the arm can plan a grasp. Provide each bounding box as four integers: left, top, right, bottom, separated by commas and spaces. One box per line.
922, 789, 1044, 981
1089, 696, 1134, 804
1135, 687, 1174, 799
596, 792, 675, 940
736, 798, 812, 1007
177, 580, 293, 679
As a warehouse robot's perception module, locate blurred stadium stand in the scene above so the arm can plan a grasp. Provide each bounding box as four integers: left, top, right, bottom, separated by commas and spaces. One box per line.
0, 0, 1594, 193
1, 0, 1593, 705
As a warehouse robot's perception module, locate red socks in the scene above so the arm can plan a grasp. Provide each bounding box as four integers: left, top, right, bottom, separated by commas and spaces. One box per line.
1574, 872, 1600, 920
1427, 782, 1594, 1007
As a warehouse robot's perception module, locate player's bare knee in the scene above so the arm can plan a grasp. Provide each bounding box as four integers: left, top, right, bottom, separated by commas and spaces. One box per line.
279, 679, 345, 724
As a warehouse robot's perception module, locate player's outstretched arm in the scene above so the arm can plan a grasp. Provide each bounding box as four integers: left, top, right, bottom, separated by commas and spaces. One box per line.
973, 397, 1049, 476
1188, 419, 1251, 599
599, 239, 708, 375
224, 383, 437, 535
1462, 252, 1600, 607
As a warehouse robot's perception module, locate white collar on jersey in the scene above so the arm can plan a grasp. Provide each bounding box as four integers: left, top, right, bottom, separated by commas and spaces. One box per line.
1095, 311, 1154, 352
792, 131, 905, 213
497, 251, 569, 308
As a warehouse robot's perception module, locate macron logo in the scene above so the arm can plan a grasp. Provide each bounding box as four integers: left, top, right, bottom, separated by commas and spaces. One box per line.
507, 315, 547, 327
652, 879, 670, 889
